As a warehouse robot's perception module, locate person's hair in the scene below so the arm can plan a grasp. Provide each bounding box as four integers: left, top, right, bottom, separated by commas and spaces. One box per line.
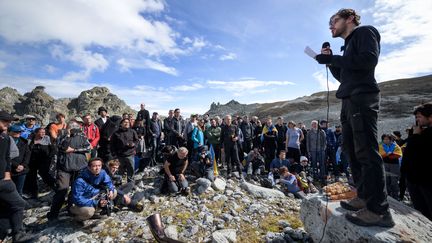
67, 121, 81, 130
413, 102, 432, 117
122, 113, 129, 117
288, 120, 296, 127
107, 159, 120, 167
34, 127, 44, 134
88, 157, 103, 167
174, 108, 180, 113
279, 150, 286, 155
311, 120, 318, 125
153, 112, 158, 115
332, 8, 361, 26
178, 147, 188, 154
279, 166, 289, 175
56, 113, 65, 119
82, 113, 92, 119
381, 134, 393, 141
197, 119, 205, 130
120, 118, 130, 125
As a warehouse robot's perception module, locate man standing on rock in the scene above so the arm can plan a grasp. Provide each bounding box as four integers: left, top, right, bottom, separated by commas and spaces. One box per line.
95, 107, 109, 129
220, 115, 243, 179
315, 8, 394, 227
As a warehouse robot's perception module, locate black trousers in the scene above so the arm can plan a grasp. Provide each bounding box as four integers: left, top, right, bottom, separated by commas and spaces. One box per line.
341, 93, 389, 215
407, 182, 432, 221
243, 139, 253, 154
223, 143, 242, 174
0, 180, 27, 234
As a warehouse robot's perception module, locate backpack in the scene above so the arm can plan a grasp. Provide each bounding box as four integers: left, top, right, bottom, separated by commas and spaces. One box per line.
260, 178, 274, 189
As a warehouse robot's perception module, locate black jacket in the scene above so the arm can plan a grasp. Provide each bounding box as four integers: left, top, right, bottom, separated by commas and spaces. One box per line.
136, 109, 150, 129
0, 132, 11, 180
275, 124, 287, 143
329, 26, 381, 99
111, 127, 139, 157
11, 137, 31, 176
401, 127, 432, 186
57, 130, 91, 172
220, 124, 239, 148
95, 116, 108, 129
240, 121, 254, 141
149, 119, 163, 138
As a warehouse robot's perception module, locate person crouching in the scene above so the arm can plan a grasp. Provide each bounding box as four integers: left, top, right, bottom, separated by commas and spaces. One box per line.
70, 158, 116, 222
190, 146, 214, 182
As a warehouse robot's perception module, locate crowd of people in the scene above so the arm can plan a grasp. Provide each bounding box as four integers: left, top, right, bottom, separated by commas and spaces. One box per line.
1, 101, 432, 242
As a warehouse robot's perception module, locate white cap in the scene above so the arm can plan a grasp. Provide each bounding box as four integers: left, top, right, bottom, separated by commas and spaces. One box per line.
300, 156, 308, 162
24, 114, 36, 119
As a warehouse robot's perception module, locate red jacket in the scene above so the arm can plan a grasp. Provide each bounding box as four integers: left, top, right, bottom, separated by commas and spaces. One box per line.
83, 123, 100, 148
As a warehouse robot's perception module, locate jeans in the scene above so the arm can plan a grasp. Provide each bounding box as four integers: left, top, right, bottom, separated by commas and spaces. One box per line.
166, 174, 189, 193
12, 174, 27, 196
310, 150, 326, 180
223, 143, 243, 174
341, 92, 389, 215
49, 170, 79, 217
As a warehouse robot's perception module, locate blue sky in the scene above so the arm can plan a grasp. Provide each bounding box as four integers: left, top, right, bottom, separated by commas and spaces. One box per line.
0, 0, 431, 116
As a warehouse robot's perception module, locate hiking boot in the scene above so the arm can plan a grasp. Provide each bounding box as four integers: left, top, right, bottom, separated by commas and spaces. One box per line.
46, 211, 58, 221
345, 208, 395, 228
246, 174, 252, 181
181, 187, 191, 196
340, 197, 366, 211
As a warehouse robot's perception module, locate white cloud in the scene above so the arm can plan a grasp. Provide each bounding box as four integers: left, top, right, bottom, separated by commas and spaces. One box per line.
219, 52, 237, 61
117, 58, 178, 76
44, 65, 57, 74
207, 79, 295, 94
312, 70, 339, 91
368, 0, 432, 81
170, 83, 204, 91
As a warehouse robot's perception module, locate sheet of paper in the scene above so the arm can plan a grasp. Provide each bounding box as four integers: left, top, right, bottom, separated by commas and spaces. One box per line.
304, 46, 317, 59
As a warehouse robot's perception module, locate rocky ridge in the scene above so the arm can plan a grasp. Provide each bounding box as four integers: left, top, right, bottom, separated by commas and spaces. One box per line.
207, 75, 432, 134
17, 167, 308, 243
0, 86, 135, 125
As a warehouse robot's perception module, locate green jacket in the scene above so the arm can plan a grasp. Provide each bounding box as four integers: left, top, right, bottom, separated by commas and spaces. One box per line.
205, 126, 221, 145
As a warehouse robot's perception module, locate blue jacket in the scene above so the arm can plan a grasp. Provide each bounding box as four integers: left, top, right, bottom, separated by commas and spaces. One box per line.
280, 174, 300, 193
72, 168, 114, 207
270, 158, 290, 170
323, 128, 336, 148
20, 123, 40, 140
191, 127, 204, 149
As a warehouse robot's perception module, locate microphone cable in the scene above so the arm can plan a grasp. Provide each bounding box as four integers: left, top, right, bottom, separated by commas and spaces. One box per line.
318, 65, 331, 243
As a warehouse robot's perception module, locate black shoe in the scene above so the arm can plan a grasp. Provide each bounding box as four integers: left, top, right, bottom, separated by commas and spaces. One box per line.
12, 231, 37, 243
46, 211, 58, 221
340, 197, 366, 211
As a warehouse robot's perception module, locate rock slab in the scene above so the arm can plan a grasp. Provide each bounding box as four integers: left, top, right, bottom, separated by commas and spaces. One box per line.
240, 181, 285, 199
300, 195, 432, 242
212, 229, 237, 243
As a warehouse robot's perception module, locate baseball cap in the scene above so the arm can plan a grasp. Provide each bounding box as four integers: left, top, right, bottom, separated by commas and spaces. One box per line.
9, 124, 23, 133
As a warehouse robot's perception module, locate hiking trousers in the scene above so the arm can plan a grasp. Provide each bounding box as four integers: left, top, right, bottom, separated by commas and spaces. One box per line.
341, 92, 389, 215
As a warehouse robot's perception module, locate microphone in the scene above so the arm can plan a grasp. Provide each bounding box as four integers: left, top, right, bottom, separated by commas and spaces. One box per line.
322, 42, 330, 49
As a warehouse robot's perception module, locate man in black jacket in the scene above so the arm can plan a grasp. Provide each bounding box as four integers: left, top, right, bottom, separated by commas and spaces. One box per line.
149, 112, 163, 163
220, 115, 243, 178
111, 119, 139, 182
9, 125, 31, 196
163, 110, 174, 146
401, 103, 432, 221
47, 121, 91, 220
315, 8, 394, 227
240, 116, 253, 154
136, 103, 150, 132
275, 117, 287, 156
95, 107, 109, 129
0, 111, 34, 242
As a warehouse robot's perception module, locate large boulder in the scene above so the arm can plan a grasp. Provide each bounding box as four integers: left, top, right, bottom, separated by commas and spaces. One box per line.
300, 195, 432, 242
240, 181, 285, 199
212, 177, 227, 191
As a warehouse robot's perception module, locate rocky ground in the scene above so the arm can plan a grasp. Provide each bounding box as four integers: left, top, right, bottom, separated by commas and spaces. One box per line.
6, 167, 311, 243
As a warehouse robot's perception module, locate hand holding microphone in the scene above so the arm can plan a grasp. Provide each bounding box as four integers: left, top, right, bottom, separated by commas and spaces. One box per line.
315, 42, 333, 65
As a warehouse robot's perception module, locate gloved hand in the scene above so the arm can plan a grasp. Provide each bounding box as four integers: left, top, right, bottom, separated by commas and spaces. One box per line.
315, 54, 333, 64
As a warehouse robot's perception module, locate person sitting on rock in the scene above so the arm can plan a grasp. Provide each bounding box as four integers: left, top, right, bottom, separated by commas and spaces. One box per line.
278, 166, 301, 195
379, 134, 402, 199
190, 145, 214, 182
268, 150, 290, 186
163, 147, 190, 195
245, 148, 265, 181
105, 159, 143, 212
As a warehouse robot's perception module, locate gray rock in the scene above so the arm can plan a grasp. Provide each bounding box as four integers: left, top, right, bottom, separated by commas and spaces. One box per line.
266, 232, 285, 243
212, 178, 227, 191
61, 231, 86, 243
240, 181, 285, 199
204, 214, 214, 225
184, 225, 199, 237
248, 203, 269, 214
164, 225, 179, 240
301, 195, 432, 242
212, 229, 237, 243
197, 178, 212, 194
222, 213, 233, 222
278, 220, 291, 228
